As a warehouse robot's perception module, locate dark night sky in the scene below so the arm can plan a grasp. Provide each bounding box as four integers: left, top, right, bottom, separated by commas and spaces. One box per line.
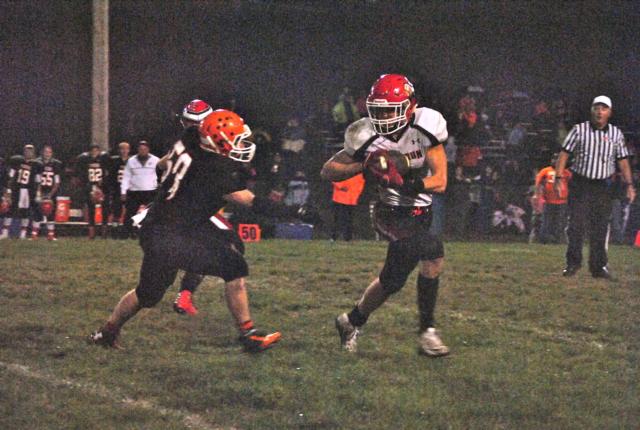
1, 0, 639, 160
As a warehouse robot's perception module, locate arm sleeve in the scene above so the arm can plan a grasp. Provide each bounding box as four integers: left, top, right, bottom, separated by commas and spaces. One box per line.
561, 125, 579, 153
121, 159, 132, 194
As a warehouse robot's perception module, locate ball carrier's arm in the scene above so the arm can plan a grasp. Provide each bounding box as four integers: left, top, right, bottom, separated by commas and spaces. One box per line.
321, 150, 363, 182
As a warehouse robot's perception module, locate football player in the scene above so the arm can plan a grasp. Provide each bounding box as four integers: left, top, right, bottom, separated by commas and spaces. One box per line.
167, 99, 213, 316
76, 143, 110, 239
321, 74, 450, 357
90, 109, 289, 352
1, 145, 42, 240
32, 144, 63, 240
106, 141, 130, 237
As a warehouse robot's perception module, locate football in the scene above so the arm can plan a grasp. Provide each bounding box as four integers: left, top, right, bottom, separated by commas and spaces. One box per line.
366, 149, 411, 177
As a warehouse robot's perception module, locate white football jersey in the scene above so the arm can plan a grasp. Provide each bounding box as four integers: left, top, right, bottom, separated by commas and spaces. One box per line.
343, 107, 448, 207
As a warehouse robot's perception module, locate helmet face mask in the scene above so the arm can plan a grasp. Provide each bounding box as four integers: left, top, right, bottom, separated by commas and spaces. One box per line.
199, 110, 256, 163
367, 99, 412, 135
366, 74, 416, 135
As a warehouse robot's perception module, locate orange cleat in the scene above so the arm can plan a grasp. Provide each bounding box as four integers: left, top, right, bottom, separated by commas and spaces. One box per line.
173, 290, 198, 315
239, 329, 282, 353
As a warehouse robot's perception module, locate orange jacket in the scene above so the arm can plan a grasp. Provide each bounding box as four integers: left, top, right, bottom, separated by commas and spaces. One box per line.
332, 174, 365, 206
535, 166, 571, 205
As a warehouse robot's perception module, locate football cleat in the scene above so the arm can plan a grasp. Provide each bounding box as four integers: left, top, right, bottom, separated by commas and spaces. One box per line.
0, 229, 9, 240
19, 229, 27, 240
335, 313, 360, 352
30, 230, 39, 240
47, 232, 57, 241
88, 325, 122, 349
419, 328, 450, 357
173, 291, 198, 315
239, 329, 281, 353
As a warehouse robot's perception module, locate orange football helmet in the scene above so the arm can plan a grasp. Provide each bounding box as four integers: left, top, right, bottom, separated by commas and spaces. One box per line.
199, 109, 255, 162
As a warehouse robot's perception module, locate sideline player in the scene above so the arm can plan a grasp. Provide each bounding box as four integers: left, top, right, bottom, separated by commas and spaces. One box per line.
76, 144, 110, 239
90, 109, 287, 352
1, 145, 41, 240
106, 141, 130, 237
321, 74, 450, 356
32, 144, 63, 240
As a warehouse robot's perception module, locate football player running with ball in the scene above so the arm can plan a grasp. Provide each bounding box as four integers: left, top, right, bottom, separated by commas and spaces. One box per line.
321, 74, 450, 357
90, 109, 283, 352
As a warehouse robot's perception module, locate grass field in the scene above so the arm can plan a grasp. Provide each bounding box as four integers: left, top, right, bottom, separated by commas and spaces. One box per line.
0, 238, 638, 429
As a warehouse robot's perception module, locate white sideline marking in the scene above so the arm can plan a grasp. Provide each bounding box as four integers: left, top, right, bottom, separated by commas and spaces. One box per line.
0, 361, 232, 430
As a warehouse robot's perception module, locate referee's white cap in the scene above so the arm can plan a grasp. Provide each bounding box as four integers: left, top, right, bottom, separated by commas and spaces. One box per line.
592, 95, 612, 108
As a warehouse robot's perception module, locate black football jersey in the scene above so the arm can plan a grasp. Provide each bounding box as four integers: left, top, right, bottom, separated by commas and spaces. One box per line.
147, 129, 246, 227
37, 157, 63, 194
76, 151, 110, 188
108, 155, 129, 194
9, 155, 42, 192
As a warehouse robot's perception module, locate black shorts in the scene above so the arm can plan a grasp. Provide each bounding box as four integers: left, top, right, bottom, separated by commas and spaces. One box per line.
372, 202, 433, 242
135, 222, 248, 308
374, 203, 444, 292
8, 188, 33, 218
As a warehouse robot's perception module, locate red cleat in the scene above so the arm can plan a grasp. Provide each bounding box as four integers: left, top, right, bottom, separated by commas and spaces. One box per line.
173, 290, 198, 315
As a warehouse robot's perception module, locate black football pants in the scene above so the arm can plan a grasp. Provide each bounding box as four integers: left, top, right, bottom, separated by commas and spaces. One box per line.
566, 174, 613, 272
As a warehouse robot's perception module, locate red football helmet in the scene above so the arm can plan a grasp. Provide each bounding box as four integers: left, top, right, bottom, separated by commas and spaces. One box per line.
199, 109, 255, 162
181, 99, 213, 129
40, 199, 54, 217
366, 74, 417, 135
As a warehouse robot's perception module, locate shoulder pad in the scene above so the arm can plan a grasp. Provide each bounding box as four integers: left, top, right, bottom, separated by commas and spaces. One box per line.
344, 118, 376, 156
411, 107, 448, 144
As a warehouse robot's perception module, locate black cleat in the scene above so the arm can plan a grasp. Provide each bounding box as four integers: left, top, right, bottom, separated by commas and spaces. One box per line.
562, 265, 581, 277
591, 267, 614, 280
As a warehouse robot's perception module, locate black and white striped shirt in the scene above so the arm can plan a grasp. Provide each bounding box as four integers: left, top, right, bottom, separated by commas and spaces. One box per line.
562, 121, 630, 179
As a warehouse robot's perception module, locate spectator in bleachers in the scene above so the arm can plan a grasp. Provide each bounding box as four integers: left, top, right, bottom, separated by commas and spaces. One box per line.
535, 154, 571, 243
280, 116, 307, 177
532, 100, 554, 130
331, 173, 364, 241
284, 170, 310, 207
331, 87, 360, 134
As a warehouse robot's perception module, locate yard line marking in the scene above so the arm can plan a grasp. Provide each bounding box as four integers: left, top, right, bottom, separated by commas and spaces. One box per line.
0, 361, 233, 430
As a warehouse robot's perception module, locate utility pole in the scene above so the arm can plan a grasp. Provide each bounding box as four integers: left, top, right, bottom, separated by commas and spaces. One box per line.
92, 0, 109, 150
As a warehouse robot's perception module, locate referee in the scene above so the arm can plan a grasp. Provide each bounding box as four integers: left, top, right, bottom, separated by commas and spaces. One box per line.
555, 96, 636, 279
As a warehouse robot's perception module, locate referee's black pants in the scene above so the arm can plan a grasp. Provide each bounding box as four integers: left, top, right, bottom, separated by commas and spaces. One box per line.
124, 190, 156, 237
566, 174, 613, 272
